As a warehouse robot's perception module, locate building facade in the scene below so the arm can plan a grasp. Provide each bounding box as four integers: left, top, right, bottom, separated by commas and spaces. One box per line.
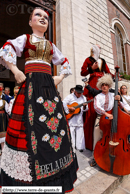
56, 0, 130, 98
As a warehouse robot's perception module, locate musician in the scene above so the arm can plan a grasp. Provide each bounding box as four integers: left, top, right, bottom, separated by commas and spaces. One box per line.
81, 45, 114, 151
90, 74, 121, 167
119, 85, 130, 114
63, 85, 88, 152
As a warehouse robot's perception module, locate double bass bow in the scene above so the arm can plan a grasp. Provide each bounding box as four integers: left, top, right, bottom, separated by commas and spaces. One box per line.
94, 66, 130, 175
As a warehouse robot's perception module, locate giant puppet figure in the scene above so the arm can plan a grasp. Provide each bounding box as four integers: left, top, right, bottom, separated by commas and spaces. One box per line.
81, 45, 114, 151
0, 7, 78, 193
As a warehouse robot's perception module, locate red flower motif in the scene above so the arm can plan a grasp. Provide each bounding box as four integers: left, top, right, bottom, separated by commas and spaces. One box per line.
50, 138, 55, 144
52, 103, 56, 108
29, 89, 32, 92
47, 121, 51, 127
29, 113, 33, 117
36, 165, 39, 169
49, 107, 53, 113
37, 175, 41, 180
32, 141, 36, 145
44, 174, 47, 178
55, 143, 59, 149
36, 170, 40, 174
29, 109, 31, 112
48, 172, 51, 176
57, 137, 61, 143
29, 86, 31, 88
31, 136, 34, 140
33, 146, 36, 149
44, 102, 48, 107
29, 118, 32, 121
54, 118, 58, 124
52, 125, 56, 131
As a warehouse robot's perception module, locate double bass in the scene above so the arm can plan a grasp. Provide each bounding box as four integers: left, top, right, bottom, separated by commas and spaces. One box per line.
94, 66, 130, 175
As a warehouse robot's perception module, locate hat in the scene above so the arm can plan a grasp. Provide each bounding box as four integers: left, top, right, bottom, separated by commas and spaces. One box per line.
97, 74, 113, 90
74, 85, 84, 93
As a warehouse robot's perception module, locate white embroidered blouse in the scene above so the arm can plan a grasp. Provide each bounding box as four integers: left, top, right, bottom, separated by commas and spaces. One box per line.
94, 92, 123, 115
0, 34, 72, 76
94, 92, 114, 115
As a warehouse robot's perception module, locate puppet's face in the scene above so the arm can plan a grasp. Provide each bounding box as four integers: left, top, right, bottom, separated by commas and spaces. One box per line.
29, 9, 48, 34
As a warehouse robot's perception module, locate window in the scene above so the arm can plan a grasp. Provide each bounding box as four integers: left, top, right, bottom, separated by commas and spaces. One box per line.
114, 25, 127, 74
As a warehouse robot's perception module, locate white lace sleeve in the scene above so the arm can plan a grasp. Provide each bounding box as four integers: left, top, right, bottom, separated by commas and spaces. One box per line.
52, 43, 72, 77
0, 34, 26, 69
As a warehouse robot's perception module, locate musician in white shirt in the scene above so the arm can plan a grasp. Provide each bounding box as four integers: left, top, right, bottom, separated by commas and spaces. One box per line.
90, 74, 121, 167
63, 85, 88, 152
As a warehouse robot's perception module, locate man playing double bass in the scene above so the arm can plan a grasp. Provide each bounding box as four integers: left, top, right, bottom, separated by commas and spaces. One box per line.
91, 74, 122, 167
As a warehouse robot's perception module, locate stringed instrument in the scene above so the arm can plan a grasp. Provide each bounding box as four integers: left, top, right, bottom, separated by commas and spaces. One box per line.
66, 99, 93, 120
94, 66, 130, 175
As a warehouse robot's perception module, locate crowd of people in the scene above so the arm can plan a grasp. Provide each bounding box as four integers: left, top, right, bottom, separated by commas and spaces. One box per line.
0, 84, 19, 152
0, 6, 130, 194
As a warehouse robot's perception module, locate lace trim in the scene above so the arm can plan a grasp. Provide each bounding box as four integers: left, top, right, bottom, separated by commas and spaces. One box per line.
59, 61, 72, 78
1, 143, 32, 182
0, 45, 17, 69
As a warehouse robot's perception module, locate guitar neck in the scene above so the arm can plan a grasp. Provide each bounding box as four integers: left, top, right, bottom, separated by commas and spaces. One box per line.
74, 99, 93, 109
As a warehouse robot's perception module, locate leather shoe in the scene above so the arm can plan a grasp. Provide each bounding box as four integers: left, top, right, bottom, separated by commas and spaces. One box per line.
79, 149, 83, 152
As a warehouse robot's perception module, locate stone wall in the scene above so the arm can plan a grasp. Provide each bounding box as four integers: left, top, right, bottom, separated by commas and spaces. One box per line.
86, 0, 115, 72
56, 0, 90, 99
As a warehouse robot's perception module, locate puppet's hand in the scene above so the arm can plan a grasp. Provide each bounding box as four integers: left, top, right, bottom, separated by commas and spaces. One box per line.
92, 62, 98, 70
53, 74, 65, 86
14, 70, 26, 83
2, 60, 26, 83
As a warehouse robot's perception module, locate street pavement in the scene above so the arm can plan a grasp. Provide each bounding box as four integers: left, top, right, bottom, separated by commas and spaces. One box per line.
112, 175, 130, 194
73, 148, 99, 186
68, 149, 130, 194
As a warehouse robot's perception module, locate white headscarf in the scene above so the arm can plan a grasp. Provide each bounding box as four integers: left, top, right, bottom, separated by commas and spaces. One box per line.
91, 45, 100, 61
